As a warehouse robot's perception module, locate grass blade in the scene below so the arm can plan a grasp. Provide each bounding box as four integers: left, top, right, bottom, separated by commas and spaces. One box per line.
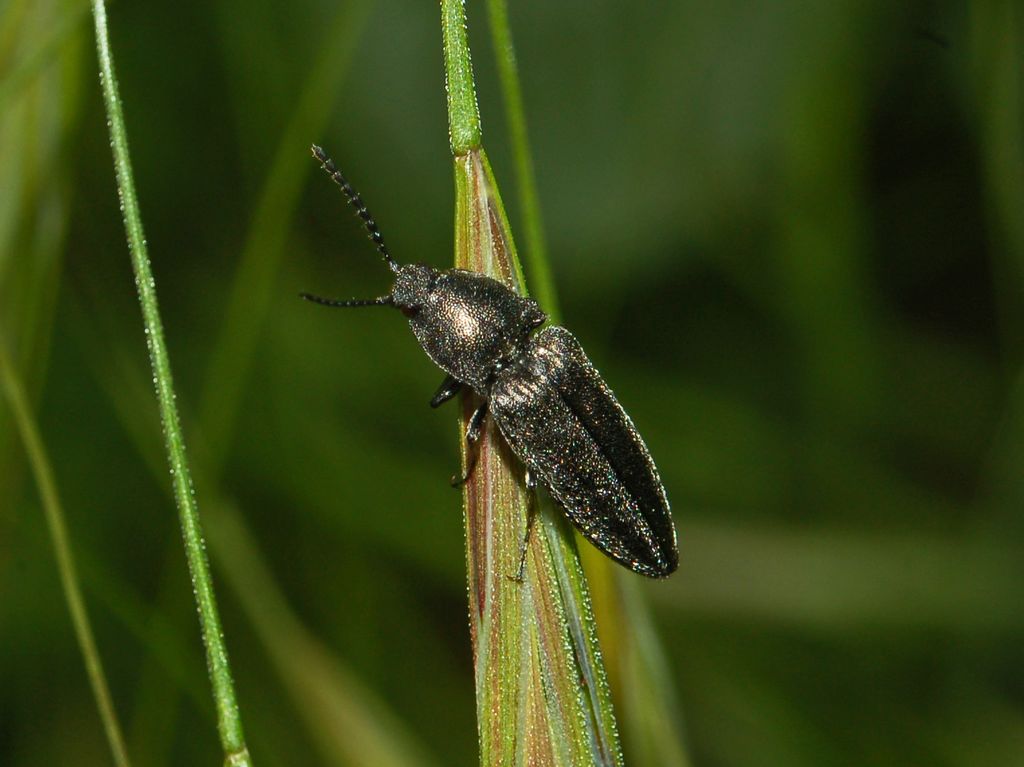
454, 138, 623, 767
67, 283, 437, 767
441, 0, 482, 155
198, 0, 372, 473
483, 0, 558, 319
483, 6, 691, 764
206, 504, 441, 767
442, 2, 623, 763
89, 2, 252, 763
0, 341, 132, 767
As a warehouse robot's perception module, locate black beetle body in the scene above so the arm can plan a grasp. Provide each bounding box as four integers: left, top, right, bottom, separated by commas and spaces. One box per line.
303, 146, 678, 578
395, 265, 546, 395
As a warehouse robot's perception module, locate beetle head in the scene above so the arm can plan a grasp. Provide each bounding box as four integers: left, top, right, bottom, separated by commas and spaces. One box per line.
390, 263, 440, 317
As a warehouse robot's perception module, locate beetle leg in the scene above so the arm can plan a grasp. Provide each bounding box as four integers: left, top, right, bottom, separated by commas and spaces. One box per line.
509, 469, 538, 583
430, 374, 463, 408
450, 401, 488, 487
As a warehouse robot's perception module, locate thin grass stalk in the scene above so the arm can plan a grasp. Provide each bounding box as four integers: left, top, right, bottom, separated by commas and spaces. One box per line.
66, 284, 437, 767
89, 2, 252, 764
120, 7, 369, 760
482, 4, 690, 764
0, 341, 133, 767
442, 2, 623, 764
198, 0, 372, 474
441, 0, 481, 155
454, 125, 624, 767
482, 0, 558, 319
206, 504, 440, 767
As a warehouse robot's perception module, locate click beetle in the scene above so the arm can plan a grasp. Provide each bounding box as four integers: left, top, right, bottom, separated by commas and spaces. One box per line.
302, 145, 678, 578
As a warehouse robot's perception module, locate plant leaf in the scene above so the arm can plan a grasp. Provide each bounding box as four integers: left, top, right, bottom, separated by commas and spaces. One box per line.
454, 148, 623, 767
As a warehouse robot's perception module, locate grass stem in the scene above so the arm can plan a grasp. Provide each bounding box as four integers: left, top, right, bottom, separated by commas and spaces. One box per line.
89, 2, 251, 763
0, 341, 132, 767
484, 0, 558, 319
441, 0, 482, 155
441, 2, 623, 764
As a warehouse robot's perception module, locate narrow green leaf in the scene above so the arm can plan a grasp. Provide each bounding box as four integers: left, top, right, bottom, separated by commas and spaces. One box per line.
0, 341, 133, 767
441, 0, 482, 155
198, 0, 371, 474
454, 144, 623, 767
206, 504, 441, 767
442, 2, 621, 762
483, 0, 558, 319
66, 285, 438, 767
482, 6, 691, 764
89, 2, 252, 764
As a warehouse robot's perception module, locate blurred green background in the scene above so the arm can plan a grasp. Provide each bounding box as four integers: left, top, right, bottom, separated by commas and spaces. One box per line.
2, 0, 1022, 765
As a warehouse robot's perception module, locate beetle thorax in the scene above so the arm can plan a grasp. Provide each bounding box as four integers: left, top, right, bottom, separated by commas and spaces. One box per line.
392, 265, 546, 395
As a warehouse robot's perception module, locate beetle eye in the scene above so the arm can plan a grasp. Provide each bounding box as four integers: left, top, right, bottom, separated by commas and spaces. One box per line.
400, 305, 419, 318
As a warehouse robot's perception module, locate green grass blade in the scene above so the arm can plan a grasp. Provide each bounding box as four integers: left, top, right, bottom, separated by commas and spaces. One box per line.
67, 282, 436, 767
442, 2, 623, 763
0, 341, 133, 767
206, 504, 441, 767
483, 0, 558, 319
454, 144, 623, 767
198, 0, 372, 473
89, 2, 252, 764
441, 0, 482, 155
483, 7, 691, 764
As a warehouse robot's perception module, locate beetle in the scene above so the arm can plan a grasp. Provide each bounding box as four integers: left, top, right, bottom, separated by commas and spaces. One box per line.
302, 145, 678, 578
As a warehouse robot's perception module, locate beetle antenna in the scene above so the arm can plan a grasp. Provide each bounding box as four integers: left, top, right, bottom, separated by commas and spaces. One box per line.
299, 293, 394, 308
312, 144, 400, 274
